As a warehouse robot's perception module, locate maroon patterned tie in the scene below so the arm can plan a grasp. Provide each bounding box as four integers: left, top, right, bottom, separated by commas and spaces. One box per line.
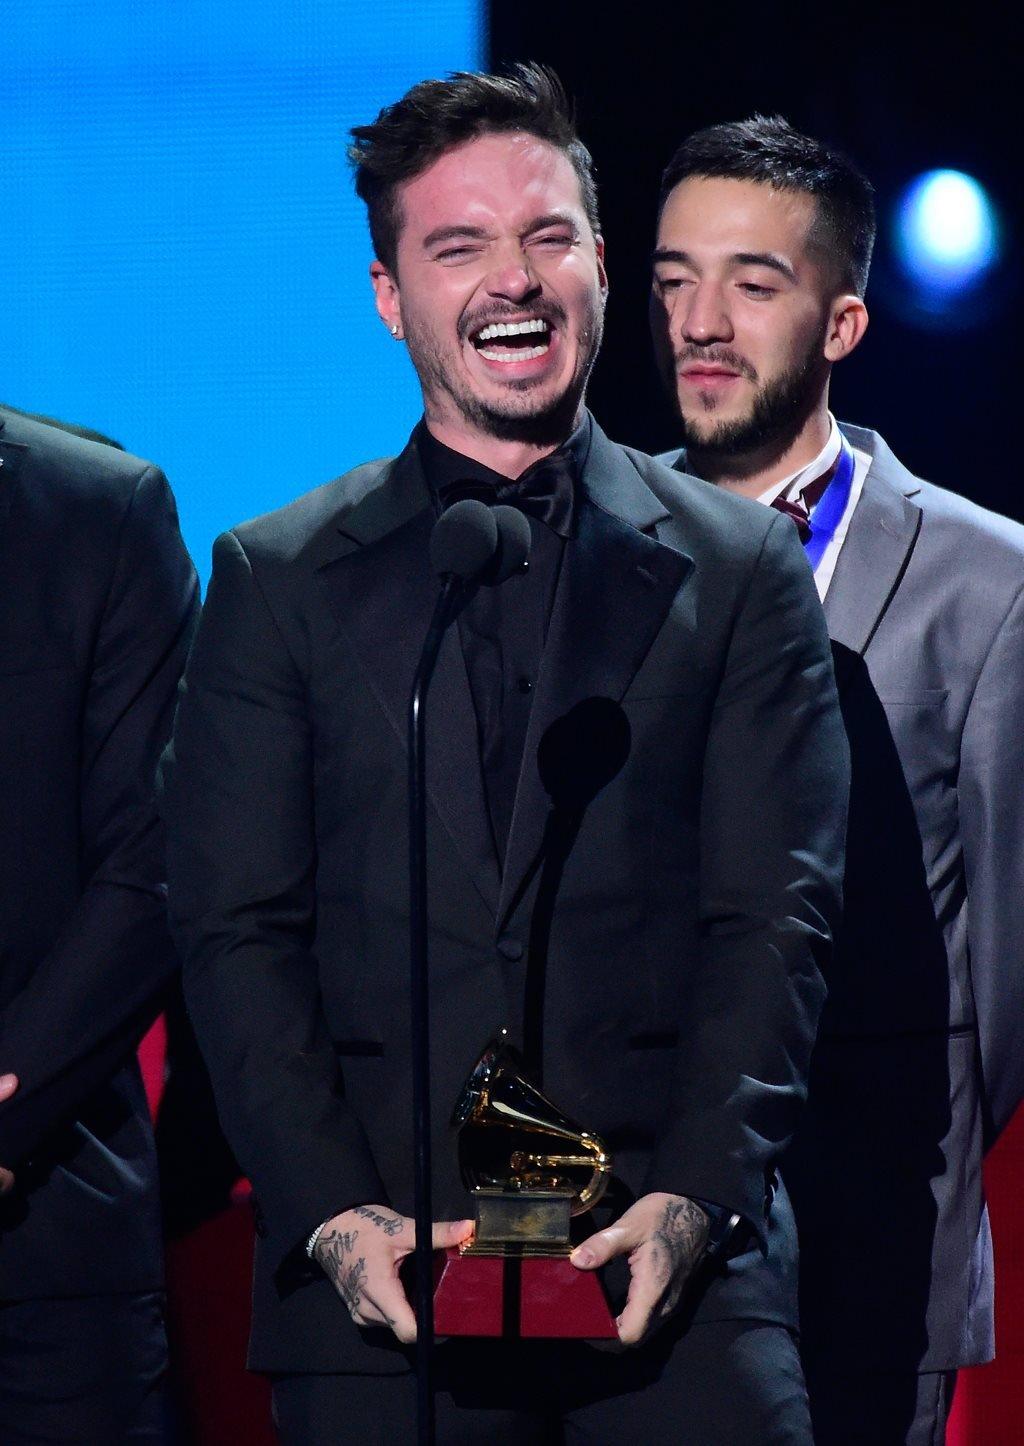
770, 455, 841, 543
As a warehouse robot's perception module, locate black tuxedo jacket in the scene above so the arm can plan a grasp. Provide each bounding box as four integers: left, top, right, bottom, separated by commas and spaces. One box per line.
161, 418, 848, 1373
0, 407, 198, 1298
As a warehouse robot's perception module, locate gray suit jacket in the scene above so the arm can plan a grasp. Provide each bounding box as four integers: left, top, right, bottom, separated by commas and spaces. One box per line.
661, 425, 1024, 1371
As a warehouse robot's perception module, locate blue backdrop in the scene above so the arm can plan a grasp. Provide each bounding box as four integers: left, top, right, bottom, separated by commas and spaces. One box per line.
4, 2, 483, 581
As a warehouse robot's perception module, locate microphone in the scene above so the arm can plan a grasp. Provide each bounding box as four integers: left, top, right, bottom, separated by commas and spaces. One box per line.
488, 504, 531, 583
428, 496, 531, 588
409, 492, 531, 1446
429, 497, 499, 582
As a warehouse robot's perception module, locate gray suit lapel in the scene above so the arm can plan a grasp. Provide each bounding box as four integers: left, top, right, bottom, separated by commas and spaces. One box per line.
824, 428, 923, 655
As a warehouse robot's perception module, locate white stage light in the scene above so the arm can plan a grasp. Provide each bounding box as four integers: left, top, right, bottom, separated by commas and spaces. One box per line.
894, 169, 1000, 296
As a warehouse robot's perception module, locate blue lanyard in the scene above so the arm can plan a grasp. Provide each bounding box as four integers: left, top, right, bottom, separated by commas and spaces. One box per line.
803, 438, 855, 572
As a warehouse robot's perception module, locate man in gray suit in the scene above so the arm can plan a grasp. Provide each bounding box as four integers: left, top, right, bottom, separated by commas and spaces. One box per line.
649, 115, 1024, 1446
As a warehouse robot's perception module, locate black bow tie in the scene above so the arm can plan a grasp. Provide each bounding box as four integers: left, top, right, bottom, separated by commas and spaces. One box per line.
438, 451, 576, 538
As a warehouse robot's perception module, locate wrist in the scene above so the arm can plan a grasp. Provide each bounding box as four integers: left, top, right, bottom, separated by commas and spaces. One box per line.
306, 1218, 331, 1260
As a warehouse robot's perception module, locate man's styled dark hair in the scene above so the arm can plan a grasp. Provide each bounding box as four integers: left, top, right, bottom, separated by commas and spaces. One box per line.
659, 115, 876, 296
348, 62, 600, 275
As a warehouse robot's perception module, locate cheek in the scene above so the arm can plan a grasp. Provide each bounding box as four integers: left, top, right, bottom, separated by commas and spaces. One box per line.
744, 307, 821, 375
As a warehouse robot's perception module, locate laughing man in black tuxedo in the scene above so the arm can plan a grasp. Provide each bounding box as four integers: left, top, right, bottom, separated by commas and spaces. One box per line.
160, 66, 848, 1444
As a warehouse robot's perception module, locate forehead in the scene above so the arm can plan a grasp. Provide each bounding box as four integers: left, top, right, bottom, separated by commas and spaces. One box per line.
396, 131, 587, 242
658, 176, 818, 259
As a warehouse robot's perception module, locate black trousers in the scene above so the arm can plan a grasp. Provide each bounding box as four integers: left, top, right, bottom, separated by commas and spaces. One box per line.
272, 1318, 812, 1446
0, 1291, 166, 1445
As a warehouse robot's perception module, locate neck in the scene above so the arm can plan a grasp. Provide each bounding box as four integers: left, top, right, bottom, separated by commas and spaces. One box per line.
687, 399, 832, 499
423, 402, 584, 480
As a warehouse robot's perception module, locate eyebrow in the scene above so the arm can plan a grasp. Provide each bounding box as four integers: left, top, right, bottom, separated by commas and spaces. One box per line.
521, 212, 579, 239
733, 251, 797, 283
421, 224, 490, 250
652, 247, 797, 284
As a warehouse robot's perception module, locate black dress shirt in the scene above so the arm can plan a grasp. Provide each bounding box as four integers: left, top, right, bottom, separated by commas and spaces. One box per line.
418, 416, 591, 864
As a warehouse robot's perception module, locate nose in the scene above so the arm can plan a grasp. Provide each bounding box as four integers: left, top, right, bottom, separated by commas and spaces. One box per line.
678, 281, 733, 346
485, 244, 541, 304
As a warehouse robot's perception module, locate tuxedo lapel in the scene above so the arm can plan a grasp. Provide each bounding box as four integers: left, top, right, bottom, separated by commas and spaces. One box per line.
824, 443, 922, 655
315, 438, 501, 917
497, 426, 691, 928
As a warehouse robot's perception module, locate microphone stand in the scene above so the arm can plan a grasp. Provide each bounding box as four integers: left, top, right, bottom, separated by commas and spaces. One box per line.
409, 573, 462, 1446
407, 498, 527, 1446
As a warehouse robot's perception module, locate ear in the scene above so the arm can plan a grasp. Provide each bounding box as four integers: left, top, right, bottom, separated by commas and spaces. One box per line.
371, 260, 403, 339
824, 293, 868, 363
595, 234, 609, 305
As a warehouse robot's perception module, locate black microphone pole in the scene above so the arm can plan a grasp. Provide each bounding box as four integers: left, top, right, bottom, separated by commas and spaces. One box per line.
408, 500, 501, 1446
409, 571, 461, 1446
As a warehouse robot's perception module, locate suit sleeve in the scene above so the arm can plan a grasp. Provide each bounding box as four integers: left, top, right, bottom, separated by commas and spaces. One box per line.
159, 530, 388, 1256
645, 515, 849, 1245
0, 466, 199, 1164
959, 577, 1024, 1144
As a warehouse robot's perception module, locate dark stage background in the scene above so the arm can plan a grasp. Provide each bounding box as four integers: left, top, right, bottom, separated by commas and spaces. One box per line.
490, 1, 1022, 522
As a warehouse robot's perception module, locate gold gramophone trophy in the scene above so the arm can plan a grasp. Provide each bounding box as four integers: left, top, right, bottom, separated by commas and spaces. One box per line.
433, 1036, 618, 1338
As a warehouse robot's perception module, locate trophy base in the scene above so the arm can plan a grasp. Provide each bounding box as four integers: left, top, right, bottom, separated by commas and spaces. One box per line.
433, 1248, 618, 1339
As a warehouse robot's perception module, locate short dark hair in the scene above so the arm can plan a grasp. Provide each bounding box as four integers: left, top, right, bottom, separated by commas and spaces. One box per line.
348, 62, 600, 275
659, 115, 875, 296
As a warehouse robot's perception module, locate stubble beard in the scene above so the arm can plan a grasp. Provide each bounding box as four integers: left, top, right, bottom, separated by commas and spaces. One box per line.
671, 337, 826, 465
406, 295, 605, 449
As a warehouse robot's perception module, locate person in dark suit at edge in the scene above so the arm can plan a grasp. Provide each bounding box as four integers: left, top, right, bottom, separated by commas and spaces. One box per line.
160, 66, 848, 1444
650, 115, 1024, 1446
0, 403, 198, 1440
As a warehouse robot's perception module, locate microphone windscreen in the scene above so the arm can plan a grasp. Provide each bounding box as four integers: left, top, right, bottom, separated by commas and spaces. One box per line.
487, 505, 532, 584
430, 498, 498, 581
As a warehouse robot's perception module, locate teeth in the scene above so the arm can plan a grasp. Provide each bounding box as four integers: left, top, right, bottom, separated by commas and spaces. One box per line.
478, 344, 549, 362
475, 318, 550, 343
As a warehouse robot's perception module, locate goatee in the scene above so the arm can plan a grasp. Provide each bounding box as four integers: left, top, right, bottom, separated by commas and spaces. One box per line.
673, 341, 825, 463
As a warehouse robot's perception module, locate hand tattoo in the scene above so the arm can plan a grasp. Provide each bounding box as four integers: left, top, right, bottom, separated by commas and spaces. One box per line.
315, 1226, 368, 1312
353, 1205, 404, 1236
337, 1257, 368, 1312
648, 1196, 710, 1315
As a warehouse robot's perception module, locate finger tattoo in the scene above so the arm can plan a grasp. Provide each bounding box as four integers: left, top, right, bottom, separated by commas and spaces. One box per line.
353, 1205, 405, 1236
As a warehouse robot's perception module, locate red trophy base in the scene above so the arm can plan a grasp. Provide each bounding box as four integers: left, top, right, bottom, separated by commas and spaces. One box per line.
433, 1248, 618, 1339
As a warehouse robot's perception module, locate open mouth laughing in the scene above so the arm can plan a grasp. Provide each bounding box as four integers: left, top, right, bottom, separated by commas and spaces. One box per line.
470, 316, 553, 363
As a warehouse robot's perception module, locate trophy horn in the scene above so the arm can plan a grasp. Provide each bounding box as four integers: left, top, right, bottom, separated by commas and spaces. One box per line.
453, 1038, 612, 1215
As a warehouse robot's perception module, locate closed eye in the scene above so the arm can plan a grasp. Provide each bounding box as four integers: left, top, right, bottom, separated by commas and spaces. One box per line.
434, 245, 484, 263
529, 232, 577, 248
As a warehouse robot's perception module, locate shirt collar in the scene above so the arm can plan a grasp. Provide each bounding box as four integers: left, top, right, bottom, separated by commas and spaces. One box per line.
756, 414, 842, 507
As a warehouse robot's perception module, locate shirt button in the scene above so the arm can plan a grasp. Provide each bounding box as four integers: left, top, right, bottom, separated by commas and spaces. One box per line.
517, 678, 533, 694
497, 934, 524, 962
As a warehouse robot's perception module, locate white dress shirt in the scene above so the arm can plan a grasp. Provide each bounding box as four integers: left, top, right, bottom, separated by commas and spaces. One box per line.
756, 414, 870, 600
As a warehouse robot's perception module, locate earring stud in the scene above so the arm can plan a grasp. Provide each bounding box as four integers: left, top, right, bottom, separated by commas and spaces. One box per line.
390, 324, 400, 337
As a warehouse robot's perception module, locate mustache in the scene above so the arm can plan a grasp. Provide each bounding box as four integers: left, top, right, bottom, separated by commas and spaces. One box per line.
674, 345, 758, 382
460, 300, 568, 341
